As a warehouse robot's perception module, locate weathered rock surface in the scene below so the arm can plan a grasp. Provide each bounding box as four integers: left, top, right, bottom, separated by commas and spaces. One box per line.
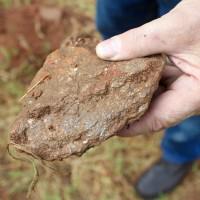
10, 37, 165, 161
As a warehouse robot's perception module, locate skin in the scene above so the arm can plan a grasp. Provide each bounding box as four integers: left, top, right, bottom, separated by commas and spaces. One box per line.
96, 0, 200, 136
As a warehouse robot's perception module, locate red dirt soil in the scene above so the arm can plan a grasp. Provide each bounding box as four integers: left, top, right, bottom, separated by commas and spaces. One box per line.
0, 4, 94, 69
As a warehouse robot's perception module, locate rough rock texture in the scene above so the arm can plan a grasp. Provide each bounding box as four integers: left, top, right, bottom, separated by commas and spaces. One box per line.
10, 37, 165, 161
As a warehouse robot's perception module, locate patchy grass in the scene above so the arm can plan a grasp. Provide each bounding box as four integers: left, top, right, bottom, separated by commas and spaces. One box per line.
0, 0, 31, 8
0, 1, 200, 200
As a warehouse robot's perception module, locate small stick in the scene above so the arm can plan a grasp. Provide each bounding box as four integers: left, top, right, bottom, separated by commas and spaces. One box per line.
19, 74, 50, 102
7, 144, 39, 199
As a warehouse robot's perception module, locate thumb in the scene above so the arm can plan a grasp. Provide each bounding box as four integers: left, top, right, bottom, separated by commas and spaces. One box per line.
96, 13, 175, 61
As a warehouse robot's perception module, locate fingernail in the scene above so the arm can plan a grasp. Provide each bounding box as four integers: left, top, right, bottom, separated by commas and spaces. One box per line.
96, 37, 119, 60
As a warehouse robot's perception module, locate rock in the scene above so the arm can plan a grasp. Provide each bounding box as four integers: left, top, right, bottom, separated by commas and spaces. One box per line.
10, 37, 165, 161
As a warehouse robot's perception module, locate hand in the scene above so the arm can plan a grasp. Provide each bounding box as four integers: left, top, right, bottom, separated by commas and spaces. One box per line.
96, 0, 200, 136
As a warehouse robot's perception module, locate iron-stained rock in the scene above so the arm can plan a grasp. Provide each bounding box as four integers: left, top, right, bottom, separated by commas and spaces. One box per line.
10, 38, 165, 161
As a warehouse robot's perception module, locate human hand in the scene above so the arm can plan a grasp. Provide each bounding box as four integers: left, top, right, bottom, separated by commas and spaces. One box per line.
96, 0, 200, 136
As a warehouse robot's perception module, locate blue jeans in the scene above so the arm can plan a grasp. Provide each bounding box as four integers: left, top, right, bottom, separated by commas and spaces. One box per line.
96, 0, 200, 164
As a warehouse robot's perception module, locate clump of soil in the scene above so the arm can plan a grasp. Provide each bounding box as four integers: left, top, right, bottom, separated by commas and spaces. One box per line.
0, 4, 94, 70
10, 36, 165, 161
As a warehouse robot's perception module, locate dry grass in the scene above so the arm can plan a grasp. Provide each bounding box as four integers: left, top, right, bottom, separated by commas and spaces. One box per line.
1, 1, 200, 200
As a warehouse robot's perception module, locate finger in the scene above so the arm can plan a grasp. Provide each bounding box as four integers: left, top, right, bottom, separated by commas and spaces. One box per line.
95, 0, 195, 61
153, 65, 182, 98
152, 85, 166, 99
162, 65, 183, 79
160, 64, 183, 86
96, 10, 178, 61
169, 56, 200, 79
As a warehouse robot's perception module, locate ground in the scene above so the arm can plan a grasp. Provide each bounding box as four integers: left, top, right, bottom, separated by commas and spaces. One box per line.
0, 0, 200, 200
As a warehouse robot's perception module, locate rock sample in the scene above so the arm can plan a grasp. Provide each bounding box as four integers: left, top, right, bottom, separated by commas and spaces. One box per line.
10, 37, 165, 161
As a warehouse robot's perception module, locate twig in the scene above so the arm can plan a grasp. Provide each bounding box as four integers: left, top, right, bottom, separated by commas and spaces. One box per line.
19, 74, 50, 102
7, 144, 39, 199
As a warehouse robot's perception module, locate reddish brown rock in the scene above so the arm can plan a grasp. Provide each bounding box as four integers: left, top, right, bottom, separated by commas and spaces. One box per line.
10, 38, 165, 161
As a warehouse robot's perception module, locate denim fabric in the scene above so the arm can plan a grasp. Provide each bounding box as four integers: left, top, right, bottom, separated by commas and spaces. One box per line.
96, 0, 200, 164
96, 0, 181, 39
96, 0, 158, 39
162, 116, 200, 164
157, 0, 181, 15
